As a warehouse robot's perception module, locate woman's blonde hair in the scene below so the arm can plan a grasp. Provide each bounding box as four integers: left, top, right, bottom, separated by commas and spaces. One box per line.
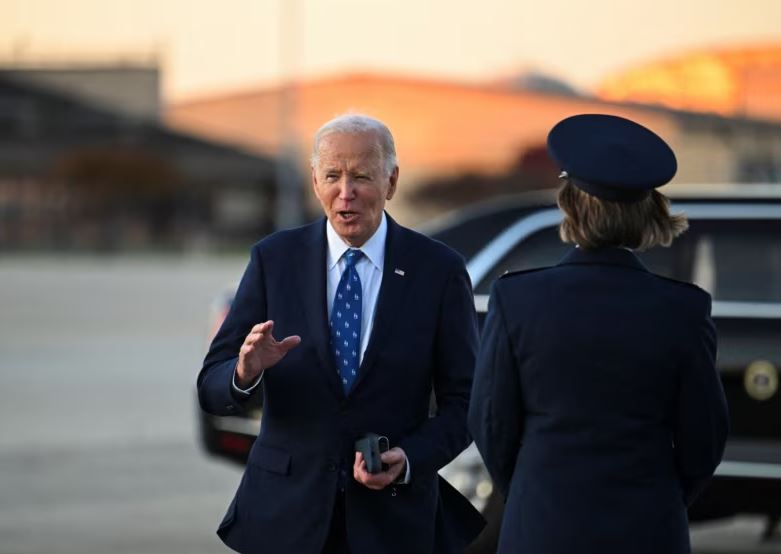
557, 181, 688, 251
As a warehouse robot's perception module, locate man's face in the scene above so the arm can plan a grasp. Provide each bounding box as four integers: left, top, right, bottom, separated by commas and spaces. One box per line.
312, 131, 398, 247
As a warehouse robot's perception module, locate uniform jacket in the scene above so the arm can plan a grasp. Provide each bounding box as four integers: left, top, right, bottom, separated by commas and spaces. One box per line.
468, 247, 729, 554
198, 214, 485, 554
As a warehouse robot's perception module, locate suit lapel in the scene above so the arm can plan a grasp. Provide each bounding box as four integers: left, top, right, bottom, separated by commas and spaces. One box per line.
351, 215, 411, 392
295, 218, 345, 400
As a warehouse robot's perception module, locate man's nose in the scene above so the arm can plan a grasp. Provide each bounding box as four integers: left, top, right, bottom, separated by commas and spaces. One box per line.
338, 179, 357, 199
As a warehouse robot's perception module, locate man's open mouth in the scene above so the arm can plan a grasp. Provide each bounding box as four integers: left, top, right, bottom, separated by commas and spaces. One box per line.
337, 211, 359, 222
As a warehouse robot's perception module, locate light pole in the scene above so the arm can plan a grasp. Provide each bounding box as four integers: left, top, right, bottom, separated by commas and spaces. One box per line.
274, 0, 304, 229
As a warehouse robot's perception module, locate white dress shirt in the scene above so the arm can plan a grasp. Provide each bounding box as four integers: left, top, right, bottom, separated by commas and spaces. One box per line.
325, 212, 386, 364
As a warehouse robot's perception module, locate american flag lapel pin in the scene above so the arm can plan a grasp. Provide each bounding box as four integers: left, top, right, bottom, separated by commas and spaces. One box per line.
394, 268, 405, 276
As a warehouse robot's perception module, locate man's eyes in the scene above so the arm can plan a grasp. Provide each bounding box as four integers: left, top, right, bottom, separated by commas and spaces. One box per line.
323, 172, 372, 181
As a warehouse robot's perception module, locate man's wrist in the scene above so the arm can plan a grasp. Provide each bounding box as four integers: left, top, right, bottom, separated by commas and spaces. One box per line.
393, 452, 411, 484
232, 363, 263, 394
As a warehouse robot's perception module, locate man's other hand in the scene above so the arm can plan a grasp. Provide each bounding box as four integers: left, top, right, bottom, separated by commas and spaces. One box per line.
353, 447, 407, 490
236, 321, 301, 388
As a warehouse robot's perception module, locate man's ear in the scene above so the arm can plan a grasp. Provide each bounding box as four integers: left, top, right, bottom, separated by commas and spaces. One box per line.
311, 167, 320, 199
386, 166, 399, 201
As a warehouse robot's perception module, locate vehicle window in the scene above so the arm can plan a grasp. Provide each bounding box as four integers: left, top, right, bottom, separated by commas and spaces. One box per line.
427, 207, 539, 260
474, 224, 692, 295
690, 220, 781, 303
636, 235, 694, 283
474, 226, 569, 294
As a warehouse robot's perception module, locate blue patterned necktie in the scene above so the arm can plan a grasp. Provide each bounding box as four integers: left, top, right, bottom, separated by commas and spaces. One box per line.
331, 249, 364, 393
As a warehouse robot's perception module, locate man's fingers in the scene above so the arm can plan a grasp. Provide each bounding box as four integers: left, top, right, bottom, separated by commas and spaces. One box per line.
380, 448, 405, 465
353, 450, 402, 490
354, 453, 373, 483
359, 471, 394, 490
246, 322, 291, 348
250, 321, 274, 334
279, 335, 302, 351
247, 324, 299, 350
240, 324, 302, 372
354, 452, 364, 474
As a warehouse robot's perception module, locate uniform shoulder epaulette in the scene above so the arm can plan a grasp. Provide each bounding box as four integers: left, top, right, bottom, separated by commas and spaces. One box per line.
650, 273, 710, 296
498, 265, 555, 280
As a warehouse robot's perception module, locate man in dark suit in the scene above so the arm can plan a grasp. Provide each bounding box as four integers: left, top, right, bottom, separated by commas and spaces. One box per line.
468, 114, 729, 554
198, 114, 484, 553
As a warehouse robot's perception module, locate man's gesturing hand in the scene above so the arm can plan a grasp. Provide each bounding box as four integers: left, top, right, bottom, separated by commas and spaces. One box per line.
235, 321, 301, 388
353, 447, 407, 490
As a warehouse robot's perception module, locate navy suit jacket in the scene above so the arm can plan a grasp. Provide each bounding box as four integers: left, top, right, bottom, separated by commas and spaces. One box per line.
468, 247, 728, 554
198, 214, 484, 553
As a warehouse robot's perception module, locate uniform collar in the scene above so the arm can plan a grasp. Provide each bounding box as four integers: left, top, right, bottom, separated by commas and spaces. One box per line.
326, 212, 387, 271
557, 246, 648, 272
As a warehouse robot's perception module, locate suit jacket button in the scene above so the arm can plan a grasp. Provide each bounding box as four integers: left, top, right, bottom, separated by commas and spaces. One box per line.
327, 462, 337, 472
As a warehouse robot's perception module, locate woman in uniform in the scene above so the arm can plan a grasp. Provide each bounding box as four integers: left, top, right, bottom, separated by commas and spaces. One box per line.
468, 114, 729, 554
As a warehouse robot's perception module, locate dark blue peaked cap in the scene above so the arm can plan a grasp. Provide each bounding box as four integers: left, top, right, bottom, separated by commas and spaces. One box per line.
547, 114, 677, 202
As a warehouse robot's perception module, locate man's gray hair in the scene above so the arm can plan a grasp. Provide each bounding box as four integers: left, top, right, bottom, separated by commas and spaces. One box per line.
310, 114, 398, 176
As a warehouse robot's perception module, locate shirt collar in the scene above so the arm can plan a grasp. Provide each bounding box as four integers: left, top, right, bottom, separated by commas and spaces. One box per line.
326, 212, 387, 271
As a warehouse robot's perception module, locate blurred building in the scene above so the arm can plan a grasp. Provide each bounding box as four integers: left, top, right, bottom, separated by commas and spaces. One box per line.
0, 64, 160, 121
598, 44, 781, 122
0, 67, 277, 251
166, 58, 781, 226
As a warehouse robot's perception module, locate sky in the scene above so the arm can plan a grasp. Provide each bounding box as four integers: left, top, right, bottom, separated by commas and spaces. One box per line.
2, 0, 780, 102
